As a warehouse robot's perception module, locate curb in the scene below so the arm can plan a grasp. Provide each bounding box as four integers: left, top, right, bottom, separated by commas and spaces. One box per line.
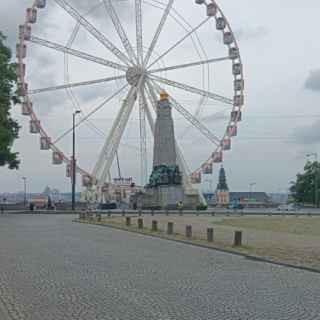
74, 219, 320, 274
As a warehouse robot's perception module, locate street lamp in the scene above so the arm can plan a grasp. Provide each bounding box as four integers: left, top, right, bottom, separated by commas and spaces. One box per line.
22, 177, 27, 207
249, 182, 256, 207
307, 153, 318, 208
72, 110, 81, 211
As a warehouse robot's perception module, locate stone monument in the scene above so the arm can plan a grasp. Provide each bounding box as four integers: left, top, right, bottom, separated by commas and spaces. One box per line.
133, 91, 199, 210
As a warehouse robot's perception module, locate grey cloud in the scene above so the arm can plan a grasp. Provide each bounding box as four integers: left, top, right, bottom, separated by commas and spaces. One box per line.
292, 121, 320, 145
0, 0, 132, 50
0, 0, 30, 48
234, 26, 268, 41
67, 0, 133, 23
201, 111, 229, 123
305, 69, 320, 92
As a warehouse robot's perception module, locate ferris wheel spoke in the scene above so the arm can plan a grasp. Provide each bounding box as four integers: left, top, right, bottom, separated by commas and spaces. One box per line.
148, 80, 221, 146
149, 56, 230, 74
143, 0, 174, 67
28, 75, 126, 95
150, 74, 233, 105
53, 84, 128, 145
53, 0, 131, 65
102, 0, 137, 64
148, 17, 211, 69
29, 36, 128, 72
135, 0, 143, 66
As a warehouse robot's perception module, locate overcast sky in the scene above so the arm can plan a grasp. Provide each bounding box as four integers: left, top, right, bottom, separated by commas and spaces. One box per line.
1, 0, 320, 194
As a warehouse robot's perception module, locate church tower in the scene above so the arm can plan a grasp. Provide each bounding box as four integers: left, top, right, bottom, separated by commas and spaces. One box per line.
216, 166, 230, 207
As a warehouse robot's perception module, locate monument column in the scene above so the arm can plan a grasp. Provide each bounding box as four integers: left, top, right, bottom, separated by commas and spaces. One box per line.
153, 91, 177, 167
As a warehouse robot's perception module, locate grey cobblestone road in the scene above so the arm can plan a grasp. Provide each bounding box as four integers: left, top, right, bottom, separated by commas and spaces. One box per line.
0, 214, 320, 320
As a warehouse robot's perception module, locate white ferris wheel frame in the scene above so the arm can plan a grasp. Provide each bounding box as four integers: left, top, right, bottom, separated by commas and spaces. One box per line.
16, 0, 244, 194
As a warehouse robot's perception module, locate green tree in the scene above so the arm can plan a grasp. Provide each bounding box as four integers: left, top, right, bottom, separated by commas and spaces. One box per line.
0, 31, 20, 169
290, 161, 320, 206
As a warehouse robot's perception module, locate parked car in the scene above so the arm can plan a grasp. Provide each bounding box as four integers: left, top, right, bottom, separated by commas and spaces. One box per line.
277, 204, 300, 211
229, 203, 244, 210
97, 202, 117, 210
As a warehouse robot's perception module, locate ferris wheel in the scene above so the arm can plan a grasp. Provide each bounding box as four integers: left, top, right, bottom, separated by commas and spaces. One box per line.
16, 0, 244, 201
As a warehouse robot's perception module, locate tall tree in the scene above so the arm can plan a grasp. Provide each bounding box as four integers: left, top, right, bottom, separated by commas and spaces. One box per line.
0, 31, 20, 169
290, 161, 320, 206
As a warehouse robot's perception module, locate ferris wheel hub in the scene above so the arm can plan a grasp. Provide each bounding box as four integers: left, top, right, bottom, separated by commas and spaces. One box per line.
126, 66, 146, 86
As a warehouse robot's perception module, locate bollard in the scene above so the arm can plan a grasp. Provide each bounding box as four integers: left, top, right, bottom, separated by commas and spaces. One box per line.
139, 210, 142, 217
138, 218, 143, 229
126, 217, 131, 226
122, 210, 126, 217
234, 231, 243, 247
152, 220, 158, 232
186, 225, 192, 239
211, 212, 215, 217
166, 209, 169, 216
207, 228, 214, 242
151, 210, 154, 216
108, 210, 111, 217
167, 222, 174, 235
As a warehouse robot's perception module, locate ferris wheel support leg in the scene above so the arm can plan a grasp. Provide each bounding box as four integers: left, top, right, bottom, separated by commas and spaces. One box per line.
92, 87, 134, 179
99, 85, 140, 186
141, 86, 155, 133
139, 89, 148, 185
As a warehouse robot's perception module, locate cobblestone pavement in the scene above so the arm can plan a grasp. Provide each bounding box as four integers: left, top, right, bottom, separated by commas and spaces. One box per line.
0, 215, 320, 320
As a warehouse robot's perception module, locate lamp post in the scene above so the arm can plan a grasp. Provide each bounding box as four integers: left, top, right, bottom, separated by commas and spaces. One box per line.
22, 177, 27, 208
72, 110, 81, 211
249, 182, 256, 208
307, 153, 318, 208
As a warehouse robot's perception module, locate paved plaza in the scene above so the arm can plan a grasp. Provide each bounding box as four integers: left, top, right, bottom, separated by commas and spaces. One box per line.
0, 215, 320, 320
